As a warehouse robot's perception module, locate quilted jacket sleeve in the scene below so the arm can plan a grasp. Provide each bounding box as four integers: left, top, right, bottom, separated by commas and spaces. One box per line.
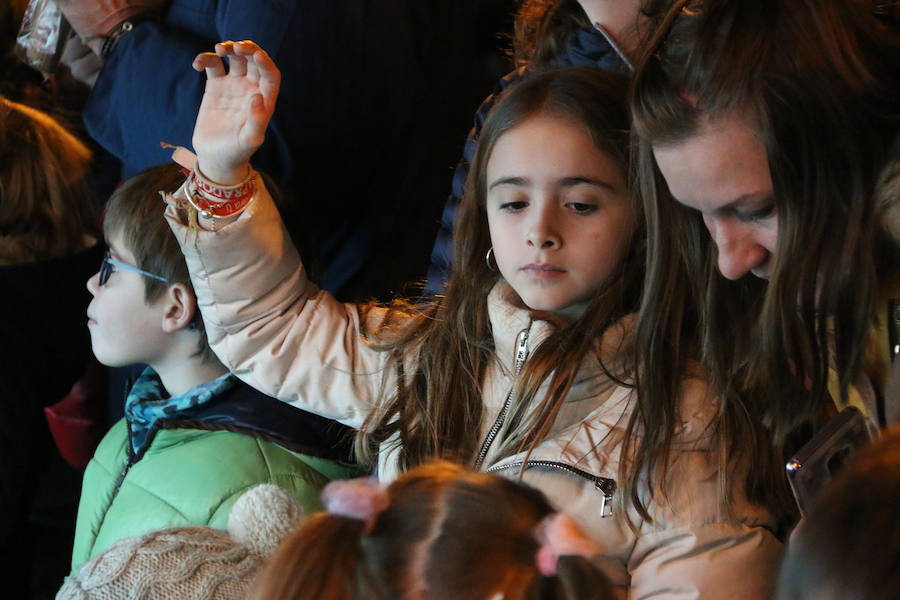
165, 180, 393, 428
518, 376, 782, 599
624, 377, 783, 599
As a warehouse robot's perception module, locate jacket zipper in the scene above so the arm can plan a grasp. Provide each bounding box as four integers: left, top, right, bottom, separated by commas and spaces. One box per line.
111, 422, 140, 499
112, 376, 154, 500
488, 459, 617, 518
473, 327, 530, 470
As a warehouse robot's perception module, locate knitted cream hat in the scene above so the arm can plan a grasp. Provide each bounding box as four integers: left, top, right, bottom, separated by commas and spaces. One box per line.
57, 484, 303, 600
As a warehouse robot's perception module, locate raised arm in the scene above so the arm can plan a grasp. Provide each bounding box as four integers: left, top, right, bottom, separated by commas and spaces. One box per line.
165, 41, 392, 428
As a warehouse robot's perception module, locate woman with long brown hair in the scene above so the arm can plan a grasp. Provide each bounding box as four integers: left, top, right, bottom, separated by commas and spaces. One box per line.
165, 41, 781, 596
630, 0, 899, 523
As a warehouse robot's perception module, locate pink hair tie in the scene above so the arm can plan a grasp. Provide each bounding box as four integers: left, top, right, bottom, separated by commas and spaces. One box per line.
322, 477, 389, 535
534, 513, 603, 576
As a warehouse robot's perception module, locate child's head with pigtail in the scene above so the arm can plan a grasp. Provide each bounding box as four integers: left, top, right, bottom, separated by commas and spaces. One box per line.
252, 461, 614, 600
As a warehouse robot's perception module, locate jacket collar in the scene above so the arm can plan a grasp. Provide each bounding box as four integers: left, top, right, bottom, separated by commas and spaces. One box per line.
125, 368, 234, 456
485, 281, 635, 388
486, 282, 559, 376
123, 368, 355, 461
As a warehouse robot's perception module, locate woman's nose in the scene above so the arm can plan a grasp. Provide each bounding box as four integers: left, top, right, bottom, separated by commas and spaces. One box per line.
706, 218, 769, 280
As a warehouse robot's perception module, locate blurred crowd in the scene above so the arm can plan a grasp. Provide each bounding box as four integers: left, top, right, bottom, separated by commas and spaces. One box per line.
0, 1, 897, 599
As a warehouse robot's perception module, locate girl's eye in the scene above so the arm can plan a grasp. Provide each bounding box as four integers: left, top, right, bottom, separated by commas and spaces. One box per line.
566, 202, 598, 215
499, 200, 528, 212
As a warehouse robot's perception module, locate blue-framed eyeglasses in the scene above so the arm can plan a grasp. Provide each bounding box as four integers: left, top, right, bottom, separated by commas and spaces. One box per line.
99, 251, 171, 286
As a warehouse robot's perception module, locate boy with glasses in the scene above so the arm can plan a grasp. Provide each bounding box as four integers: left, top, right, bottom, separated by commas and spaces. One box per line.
71, 164, 361, 572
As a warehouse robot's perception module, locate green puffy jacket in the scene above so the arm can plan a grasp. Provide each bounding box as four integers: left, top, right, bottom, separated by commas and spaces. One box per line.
71, 386, 361, 571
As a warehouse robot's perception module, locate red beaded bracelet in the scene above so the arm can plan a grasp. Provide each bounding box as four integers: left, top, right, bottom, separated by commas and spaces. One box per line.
185, 168, 257, 219
185, 186, 255, 219
191, 168, 256, 203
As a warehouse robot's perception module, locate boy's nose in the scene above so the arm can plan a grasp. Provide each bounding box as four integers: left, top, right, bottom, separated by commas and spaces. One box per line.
86, 271, 100, 296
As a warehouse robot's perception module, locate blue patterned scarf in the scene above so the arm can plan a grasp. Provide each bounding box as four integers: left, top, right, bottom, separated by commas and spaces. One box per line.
124, 367, 235, 456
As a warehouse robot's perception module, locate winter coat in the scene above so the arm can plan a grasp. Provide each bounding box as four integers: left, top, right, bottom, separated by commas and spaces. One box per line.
70, 375, 361, 571
166, 181, 782, 599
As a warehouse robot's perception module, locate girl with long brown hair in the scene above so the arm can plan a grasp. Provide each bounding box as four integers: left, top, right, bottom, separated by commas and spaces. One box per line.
630, 0, 899, 522
427, 0, 661, 293
166, 42, 780, 597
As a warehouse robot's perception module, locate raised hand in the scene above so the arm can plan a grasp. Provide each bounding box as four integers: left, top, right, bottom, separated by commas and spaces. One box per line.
191, 40, 280, 184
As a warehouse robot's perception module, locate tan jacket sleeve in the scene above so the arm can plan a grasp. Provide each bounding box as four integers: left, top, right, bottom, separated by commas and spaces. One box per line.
519, 375, 782, 599
625, 378, 782, 599
521, 466, 780, 600
164, 179, 392, 428
627, 519, 780, 599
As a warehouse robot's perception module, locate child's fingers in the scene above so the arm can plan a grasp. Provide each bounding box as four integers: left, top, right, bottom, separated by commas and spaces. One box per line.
250, 46, 278, 79
227, 52, 248, 78
234, 41, 263, 82
214, 40, 235, 56
232, 40, 262, 56
192, 52, 227, 78
252, 48, 281, 106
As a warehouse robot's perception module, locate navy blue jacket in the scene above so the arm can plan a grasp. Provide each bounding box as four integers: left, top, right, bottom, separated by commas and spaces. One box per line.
84, 0, 484, 302
424, 26, 627, 295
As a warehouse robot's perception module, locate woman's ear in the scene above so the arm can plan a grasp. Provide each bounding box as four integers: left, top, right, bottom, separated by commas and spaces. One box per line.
160, 283, 198, 333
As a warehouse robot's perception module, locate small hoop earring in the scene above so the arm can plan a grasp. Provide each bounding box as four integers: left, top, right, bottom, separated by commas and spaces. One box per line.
485, 247, 498, 272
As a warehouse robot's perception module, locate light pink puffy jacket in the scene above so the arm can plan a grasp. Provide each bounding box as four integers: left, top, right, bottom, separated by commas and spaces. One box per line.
166, 181, 781, 599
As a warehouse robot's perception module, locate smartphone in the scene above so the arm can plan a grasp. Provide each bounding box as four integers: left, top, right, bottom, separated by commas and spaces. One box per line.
785, 406, 873, 517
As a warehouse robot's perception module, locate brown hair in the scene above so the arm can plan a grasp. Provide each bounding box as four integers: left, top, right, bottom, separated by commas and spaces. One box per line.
251, 461, 614, 600
353, 68, 640, 479
630, 0, 900, 522
0, 97, 97, 264
513, 0, 591, 68
103, 163, 217, 363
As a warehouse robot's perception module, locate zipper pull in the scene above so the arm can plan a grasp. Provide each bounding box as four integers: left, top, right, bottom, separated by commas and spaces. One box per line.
599, 494, 613, 518
596, 479, 616, 518
514, 327, 530, 374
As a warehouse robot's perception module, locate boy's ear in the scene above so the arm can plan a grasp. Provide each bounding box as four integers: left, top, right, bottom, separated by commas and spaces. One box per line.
160, 283, 198, 334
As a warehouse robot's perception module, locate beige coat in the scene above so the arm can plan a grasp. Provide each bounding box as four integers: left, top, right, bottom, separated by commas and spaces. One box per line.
166, 182, 781, 599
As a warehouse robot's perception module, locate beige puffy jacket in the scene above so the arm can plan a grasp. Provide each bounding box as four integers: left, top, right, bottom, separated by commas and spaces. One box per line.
166, 181, 781, 599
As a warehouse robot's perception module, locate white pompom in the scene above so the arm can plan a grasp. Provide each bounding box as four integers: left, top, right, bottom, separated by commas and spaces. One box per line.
227, 484, 304, 556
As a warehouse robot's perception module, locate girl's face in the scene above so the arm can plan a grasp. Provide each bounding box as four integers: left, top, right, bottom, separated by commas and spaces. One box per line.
486, 113, 634, 318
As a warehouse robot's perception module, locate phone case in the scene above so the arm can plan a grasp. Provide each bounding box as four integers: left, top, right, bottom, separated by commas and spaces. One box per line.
786, 406, 872, 517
